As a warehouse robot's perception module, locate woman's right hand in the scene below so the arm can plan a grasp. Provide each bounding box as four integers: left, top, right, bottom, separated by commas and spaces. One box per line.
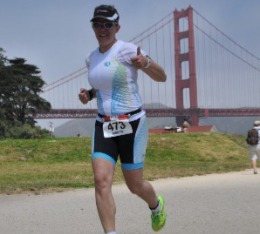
78, 88, 89, 104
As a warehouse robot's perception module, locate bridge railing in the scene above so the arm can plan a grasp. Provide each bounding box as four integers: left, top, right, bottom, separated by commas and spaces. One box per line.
34, 107, 260, 119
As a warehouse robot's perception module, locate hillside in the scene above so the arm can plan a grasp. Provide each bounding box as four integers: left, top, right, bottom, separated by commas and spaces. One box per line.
0, 132, 249, 193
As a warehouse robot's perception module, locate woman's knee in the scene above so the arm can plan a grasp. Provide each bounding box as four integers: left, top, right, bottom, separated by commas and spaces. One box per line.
127, 181, 143, 195
123, 168, 144, 195
94, 173, 112, 192
92, 158, 114, 192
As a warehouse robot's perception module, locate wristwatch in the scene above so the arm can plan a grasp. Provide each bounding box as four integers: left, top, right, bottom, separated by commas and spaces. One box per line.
144, 56, 151, 69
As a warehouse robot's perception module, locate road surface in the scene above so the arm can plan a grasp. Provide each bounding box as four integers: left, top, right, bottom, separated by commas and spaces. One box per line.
1, 170, 260, 234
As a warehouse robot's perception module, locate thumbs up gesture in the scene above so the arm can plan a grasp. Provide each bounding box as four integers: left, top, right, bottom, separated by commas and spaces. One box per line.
137, 46, 141, 56
131, 46, 148, 69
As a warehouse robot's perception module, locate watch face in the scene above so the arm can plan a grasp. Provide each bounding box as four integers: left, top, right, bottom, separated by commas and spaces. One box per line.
144, 56, 151, 68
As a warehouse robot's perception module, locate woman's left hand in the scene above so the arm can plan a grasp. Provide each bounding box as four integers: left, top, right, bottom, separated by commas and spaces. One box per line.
130, 46, 148, 69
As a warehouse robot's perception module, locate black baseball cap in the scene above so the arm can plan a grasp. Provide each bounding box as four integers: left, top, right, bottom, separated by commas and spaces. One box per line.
90, 5, 119, 22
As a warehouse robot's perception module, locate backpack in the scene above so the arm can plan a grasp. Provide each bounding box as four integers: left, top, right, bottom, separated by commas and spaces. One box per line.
246, 129, 259, 145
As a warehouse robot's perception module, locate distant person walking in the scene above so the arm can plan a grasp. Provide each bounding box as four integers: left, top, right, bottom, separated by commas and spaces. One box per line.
78, 5, 167, 234
182, 118, 190, 133
247, 120, 260, 174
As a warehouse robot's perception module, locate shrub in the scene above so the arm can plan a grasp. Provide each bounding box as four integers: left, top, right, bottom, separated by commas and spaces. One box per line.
2, 122, 51, 139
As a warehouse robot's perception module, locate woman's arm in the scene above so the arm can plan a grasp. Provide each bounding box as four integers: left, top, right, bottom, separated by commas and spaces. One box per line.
140, 57, 167, 82
130, 47, 167, 82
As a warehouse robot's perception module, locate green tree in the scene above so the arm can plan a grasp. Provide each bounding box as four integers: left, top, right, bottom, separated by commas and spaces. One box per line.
0, 49, 51, 138
4, 57, 51, 125
0, 48, 9, 136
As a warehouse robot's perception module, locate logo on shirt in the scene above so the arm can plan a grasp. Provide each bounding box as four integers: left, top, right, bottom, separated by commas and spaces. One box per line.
104, 61, 111, 67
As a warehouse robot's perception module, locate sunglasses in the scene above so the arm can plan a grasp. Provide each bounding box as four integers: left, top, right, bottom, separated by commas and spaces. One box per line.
92, 22, 116, 29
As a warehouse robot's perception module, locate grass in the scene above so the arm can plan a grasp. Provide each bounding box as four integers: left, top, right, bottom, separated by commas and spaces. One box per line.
0, 132, 249, 194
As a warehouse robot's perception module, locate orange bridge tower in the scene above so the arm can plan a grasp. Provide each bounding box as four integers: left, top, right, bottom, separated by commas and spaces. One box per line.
174, 6, 199, 126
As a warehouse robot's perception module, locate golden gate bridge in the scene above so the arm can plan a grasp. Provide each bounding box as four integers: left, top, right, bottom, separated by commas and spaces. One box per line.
37, 6, 260, 126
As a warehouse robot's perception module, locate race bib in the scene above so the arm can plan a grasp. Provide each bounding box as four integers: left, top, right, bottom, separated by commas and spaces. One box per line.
103, 119, 133, 138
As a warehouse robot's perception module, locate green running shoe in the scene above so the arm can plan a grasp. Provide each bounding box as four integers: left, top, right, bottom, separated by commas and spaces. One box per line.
151, 195, 166, 231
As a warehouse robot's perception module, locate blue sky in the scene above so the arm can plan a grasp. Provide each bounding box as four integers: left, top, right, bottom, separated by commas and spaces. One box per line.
1, 0, 260, 84
1, 0, 260, 129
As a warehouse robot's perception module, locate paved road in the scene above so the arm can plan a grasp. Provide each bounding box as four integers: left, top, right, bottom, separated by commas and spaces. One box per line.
1, 170, 260, 234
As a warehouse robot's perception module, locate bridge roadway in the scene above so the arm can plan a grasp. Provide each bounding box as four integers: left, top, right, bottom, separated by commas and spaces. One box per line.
35, 108, 260, 119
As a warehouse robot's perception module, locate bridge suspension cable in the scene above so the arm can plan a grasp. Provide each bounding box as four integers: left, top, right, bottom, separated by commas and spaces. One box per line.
43, 67, 87, 92
39, 6, 260, 119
